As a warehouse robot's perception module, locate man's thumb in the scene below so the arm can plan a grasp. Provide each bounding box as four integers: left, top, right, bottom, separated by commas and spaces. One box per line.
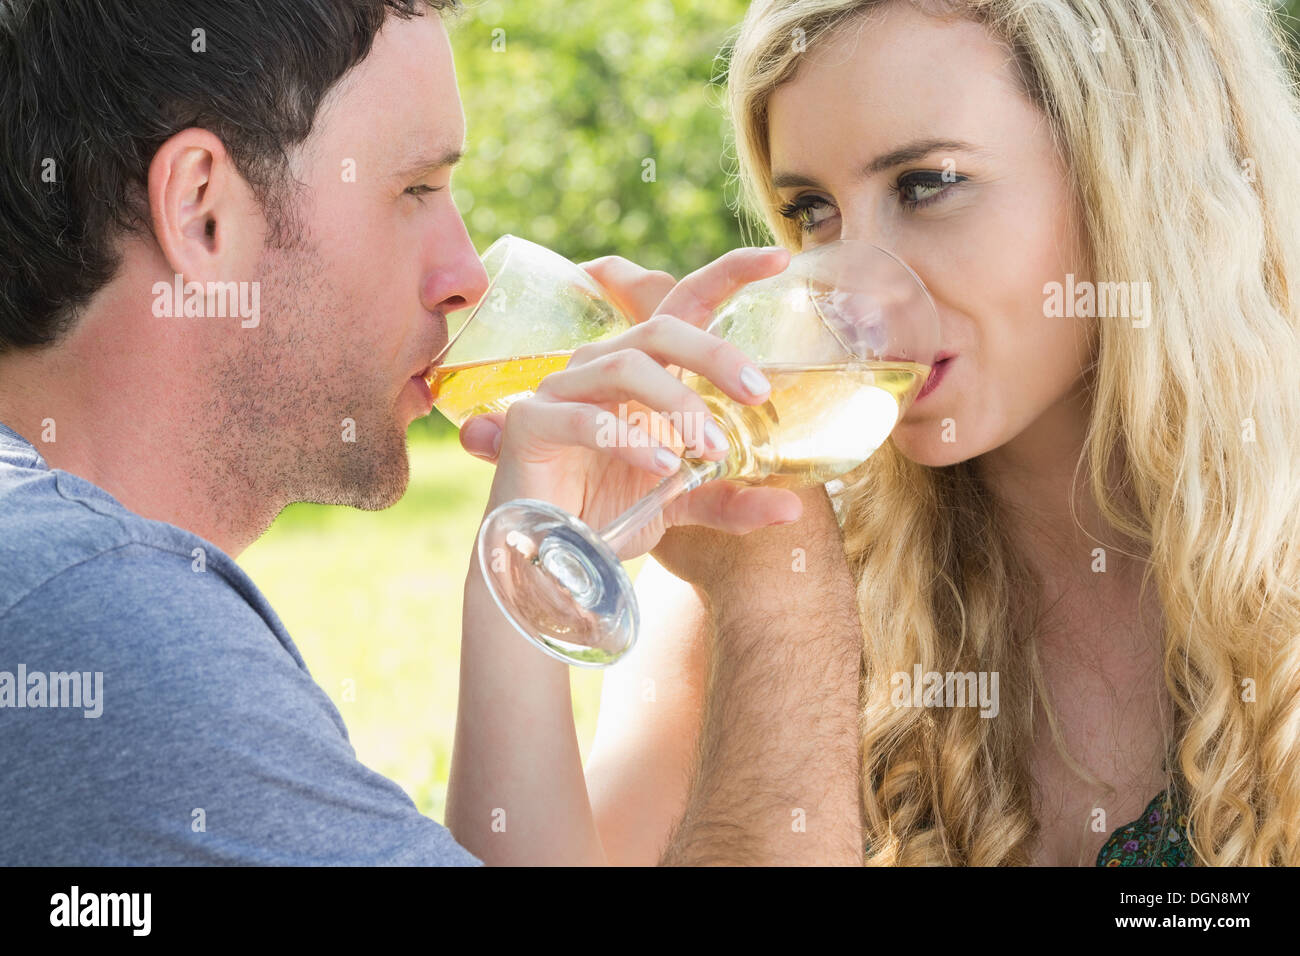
459, 414, 505, 461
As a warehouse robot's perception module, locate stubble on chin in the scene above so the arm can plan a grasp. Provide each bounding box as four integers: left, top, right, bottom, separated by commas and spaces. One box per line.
328, 425, 411, 511
199, 238, 413, 517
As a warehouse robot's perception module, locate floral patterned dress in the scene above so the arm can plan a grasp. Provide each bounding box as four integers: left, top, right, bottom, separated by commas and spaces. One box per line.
1095, 788, 1193, 866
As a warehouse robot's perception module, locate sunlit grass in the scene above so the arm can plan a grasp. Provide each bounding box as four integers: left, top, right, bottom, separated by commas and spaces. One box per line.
237, 421, 607, 824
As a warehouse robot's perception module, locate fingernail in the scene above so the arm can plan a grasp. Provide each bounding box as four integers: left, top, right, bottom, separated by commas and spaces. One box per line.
490, 428, 502, 457
654, 447, 681, 474
703, 419, 729, 453
739, 364, 770, 397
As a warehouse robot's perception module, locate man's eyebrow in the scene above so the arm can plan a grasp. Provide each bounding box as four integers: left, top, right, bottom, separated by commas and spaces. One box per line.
392, 145, 465, 180
771, 138, 985, 189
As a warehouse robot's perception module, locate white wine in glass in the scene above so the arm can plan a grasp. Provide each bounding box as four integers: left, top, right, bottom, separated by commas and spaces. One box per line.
680, 360, 926, 486
429, 351, 573, 428
427, 235, 631, 427
476, 240, 941, 667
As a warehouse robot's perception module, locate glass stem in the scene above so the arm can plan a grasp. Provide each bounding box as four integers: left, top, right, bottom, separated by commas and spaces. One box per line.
598, 457, 729, 557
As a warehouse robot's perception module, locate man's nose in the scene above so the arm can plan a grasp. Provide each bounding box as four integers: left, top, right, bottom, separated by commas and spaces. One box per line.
422, 213, 490, 315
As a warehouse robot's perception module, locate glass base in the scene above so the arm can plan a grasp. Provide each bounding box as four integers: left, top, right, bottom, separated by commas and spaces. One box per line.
476, 499, 639, 667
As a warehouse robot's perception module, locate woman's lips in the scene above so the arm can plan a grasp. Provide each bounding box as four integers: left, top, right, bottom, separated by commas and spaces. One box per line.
916, 356, 953, 401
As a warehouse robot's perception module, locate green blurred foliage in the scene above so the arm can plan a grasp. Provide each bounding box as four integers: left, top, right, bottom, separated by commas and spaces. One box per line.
447, 0, 752, 279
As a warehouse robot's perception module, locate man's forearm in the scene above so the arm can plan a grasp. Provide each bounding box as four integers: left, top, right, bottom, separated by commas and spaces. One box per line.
659, 493, 864, 865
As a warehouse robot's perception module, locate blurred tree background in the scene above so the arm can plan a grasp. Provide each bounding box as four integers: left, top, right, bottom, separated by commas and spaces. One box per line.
239, 0, 1300, 828
450, 0, 752, 280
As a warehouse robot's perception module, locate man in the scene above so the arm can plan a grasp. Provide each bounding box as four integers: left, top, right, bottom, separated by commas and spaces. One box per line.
0, 0, 864, 865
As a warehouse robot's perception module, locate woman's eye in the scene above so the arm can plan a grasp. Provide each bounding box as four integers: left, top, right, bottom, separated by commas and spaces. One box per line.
777, 195, 836, 233
405, 184, 438, 202
778, 171, 966, 230
894, 171, 966, 209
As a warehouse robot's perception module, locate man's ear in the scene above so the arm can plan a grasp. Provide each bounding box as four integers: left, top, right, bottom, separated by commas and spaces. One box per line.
147, 128, 255, 281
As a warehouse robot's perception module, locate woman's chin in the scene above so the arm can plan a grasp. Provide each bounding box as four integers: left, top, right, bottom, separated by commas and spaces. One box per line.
889, 431, 976, 469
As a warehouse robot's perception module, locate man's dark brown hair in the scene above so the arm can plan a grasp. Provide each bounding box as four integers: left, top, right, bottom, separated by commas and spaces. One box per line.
0, 0, 460, 352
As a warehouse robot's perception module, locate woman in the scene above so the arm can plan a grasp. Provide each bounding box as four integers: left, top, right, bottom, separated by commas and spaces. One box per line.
582, 0, 1300, 865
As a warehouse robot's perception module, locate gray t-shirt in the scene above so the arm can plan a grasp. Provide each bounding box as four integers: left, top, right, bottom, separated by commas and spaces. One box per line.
0, 421, 480, 865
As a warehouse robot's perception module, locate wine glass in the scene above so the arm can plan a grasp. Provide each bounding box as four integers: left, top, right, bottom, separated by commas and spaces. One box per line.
427, 234, 632, 427
475, 239, 941, 667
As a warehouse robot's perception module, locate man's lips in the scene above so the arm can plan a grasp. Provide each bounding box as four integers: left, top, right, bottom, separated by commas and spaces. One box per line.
412, 315, 451, 384
409, 312, 451, 380
407, 363, 435, 416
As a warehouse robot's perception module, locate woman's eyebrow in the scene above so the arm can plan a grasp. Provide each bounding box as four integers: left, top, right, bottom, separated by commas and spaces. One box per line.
860, 138, 983, 176
772, 138, 986, 189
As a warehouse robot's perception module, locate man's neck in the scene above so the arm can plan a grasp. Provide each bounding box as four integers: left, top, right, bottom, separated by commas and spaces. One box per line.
0, 296, 278, 558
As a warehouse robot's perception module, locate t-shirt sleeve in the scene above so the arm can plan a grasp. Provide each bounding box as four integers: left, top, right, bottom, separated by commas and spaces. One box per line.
0, 543, 481, 866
